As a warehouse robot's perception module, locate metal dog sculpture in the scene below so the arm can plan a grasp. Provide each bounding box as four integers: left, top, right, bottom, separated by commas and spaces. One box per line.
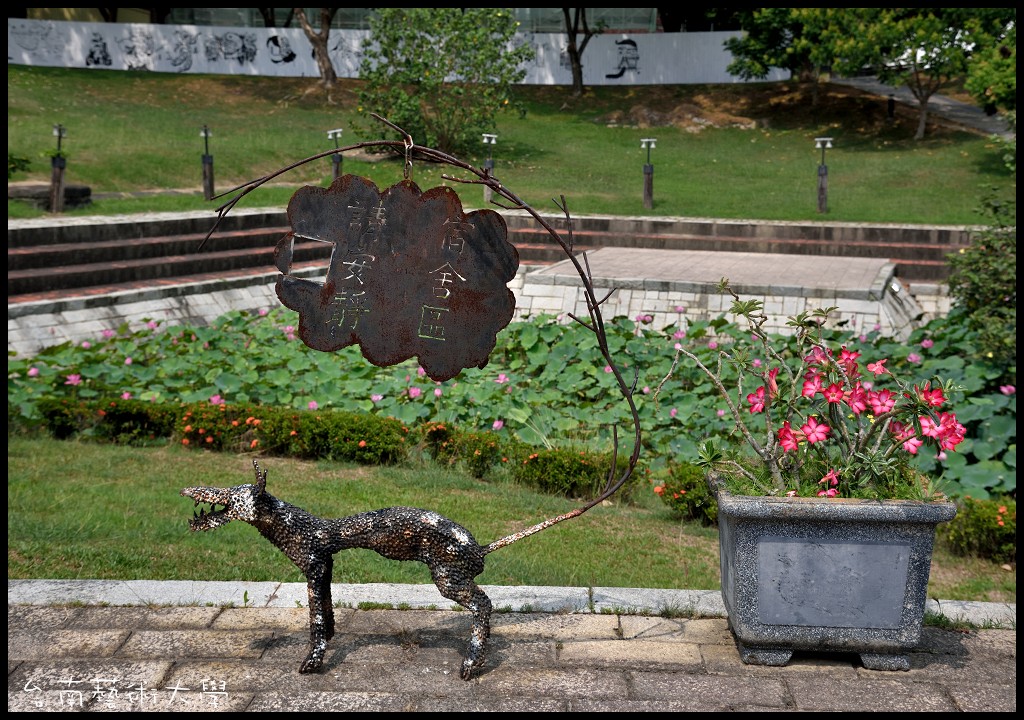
182, 459, 611, 680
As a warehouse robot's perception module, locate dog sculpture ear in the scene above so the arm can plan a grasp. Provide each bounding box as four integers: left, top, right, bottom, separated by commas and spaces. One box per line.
252, 458, 267, 494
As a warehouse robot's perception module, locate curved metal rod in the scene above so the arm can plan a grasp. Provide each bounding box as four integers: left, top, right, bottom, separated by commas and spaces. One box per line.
202, 114, 643, 522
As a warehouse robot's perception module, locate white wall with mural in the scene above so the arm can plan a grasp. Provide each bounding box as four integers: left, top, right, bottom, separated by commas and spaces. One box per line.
7, 18, 788, 85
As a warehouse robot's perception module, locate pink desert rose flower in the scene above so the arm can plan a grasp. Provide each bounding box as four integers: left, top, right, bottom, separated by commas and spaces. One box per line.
800, 416, 830, 444
746, 386, 766, 414
866, 358, 889, 376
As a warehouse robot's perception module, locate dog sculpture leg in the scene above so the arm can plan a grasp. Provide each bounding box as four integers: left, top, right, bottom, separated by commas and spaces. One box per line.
300, 554, 335, 673
434, 578, 493, 680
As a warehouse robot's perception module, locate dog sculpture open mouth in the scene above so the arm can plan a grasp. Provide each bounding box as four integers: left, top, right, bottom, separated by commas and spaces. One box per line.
181, 488, 234, 531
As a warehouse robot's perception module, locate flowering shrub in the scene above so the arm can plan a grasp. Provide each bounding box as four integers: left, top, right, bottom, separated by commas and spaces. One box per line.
665, 283, 967, 500
937, 496, 1016, 564
652, 460, 718, 525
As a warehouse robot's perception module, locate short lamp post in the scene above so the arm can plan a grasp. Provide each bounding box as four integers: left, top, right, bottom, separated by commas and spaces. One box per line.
815, 137, 833, 214
49, 124, 67, 214
327, 128, 344, 181
640, 138, 656, 210
201, 125, 215, 201
481, 133, 497, 204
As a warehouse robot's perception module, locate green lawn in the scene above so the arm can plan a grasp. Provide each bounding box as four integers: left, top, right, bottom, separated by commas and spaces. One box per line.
8, 66, 1014, 224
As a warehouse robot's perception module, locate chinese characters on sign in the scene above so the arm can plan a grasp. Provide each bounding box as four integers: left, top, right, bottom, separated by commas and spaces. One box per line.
273, 175, 520, 381
21, 676, 229, 710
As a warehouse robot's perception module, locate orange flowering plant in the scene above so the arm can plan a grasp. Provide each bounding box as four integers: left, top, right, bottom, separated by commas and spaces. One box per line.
665, 282, 967, 500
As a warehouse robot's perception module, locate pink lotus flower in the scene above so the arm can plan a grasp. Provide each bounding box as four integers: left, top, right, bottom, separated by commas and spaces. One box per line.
27, 367, 39, 377
408, 387, 422, 399
65, 374, 82, 386
492, 420, 504, 431
308, 401, 318, 410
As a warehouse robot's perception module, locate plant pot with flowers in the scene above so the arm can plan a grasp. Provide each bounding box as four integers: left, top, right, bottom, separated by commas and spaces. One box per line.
664, 281, 963, 671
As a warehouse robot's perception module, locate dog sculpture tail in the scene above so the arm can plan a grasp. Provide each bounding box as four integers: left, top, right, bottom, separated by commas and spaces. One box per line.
483, 433, 637, 555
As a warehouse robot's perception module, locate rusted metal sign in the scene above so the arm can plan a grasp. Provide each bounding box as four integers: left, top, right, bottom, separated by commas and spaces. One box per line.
273, 174, 520, 382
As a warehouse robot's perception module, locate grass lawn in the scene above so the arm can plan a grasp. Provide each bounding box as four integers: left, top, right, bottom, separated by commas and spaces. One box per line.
8, 66, 1014, 224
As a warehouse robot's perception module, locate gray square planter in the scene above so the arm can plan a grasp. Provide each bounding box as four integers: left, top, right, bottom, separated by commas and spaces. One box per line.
711, 479, 956, 670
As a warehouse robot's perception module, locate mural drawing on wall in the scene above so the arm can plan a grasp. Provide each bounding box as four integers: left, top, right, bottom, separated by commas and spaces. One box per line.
605, 38, 639, 79
267, 34, 296, 64
117, 28, 157, 71
204, 31, 257, 66
86, 32, 112, 66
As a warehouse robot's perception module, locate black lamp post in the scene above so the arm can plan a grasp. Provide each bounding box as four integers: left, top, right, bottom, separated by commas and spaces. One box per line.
327, 128, 344, 181
49, 124, 67, 214
815, 137, 833, 214
201, 125, 215, 201
481, 133, 497, 204
640, 138, 656, 210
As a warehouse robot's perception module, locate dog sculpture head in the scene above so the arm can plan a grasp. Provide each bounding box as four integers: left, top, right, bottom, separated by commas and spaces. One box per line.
180, 459, 268, 531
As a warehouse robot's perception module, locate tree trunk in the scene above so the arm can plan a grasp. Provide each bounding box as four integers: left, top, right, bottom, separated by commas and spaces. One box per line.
563, 9, 585, 98
294, 7, 338, 87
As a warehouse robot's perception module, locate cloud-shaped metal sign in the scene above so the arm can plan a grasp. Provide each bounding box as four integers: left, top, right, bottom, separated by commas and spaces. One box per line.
274, 175, 520, 381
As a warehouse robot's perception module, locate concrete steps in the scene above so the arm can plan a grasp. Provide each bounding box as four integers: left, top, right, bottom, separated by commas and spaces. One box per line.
7, 209, 972, 304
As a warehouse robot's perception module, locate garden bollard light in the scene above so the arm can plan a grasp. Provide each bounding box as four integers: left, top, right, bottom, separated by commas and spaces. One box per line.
641, 138, 656, 210
327, 128, 344, 181
815, 137, 833, 214
49, 124, 67, 214
201, 125, 215, 201
482, 133, 497, 204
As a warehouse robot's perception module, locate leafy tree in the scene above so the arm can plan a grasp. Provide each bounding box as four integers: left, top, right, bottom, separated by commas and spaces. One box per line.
356, 8, 534, 156
562, 8, 603, 98
294, 7, 338, 88
965, 19, 1016, 113
723, 9, 836, 106
827, 8, 1016, 140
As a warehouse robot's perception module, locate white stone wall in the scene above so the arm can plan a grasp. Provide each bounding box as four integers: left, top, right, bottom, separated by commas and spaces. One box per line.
8, 266, 948, 358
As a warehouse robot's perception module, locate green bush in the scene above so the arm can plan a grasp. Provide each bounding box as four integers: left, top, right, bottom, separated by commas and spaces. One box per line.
653, 460, 719, 526
422, 421, 523, 479
938, 496, 1016, 565
8, 151, 31, 179
93, 398, 177, 445
513, 446, 641, 502
946, 194, 1016, 383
